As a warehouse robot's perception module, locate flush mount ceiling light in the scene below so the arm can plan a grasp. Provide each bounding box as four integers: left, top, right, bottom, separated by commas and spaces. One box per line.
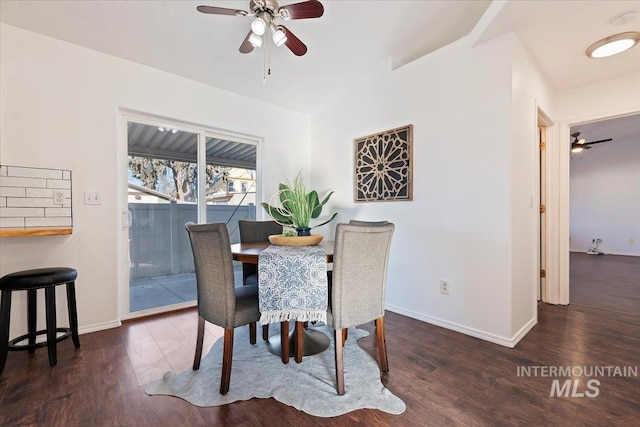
586, 31, 640, 58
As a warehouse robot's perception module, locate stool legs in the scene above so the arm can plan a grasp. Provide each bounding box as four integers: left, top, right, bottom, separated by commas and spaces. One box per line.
66, 282, 80, 348
0, 291, 12, 375
27, 289, 37, 353
44, 287, 57, 367
1, 281, 80, 373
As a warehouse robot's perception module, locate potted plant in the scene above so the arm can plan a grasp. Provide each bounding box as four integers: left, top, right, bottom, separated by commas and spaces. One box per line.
261, 172, 337, 236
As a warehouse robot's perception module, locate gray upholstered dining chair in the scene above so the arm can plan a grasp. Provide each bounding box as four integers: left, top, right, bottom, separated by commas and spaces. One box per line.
185, 222, 261, 395
326, 221, 395, 395
238, 220, 282, 340
327, 219, 390, 324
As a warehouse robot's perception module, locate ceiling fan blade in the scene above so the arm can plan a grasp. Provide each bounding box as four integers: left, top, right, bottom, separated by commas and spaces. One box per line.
571, 142, 591, 151
197, 5, 248, 16
281, 26, 307, 56
585, 138, 613, 145
239, 31, 255, 54
279, 0, 324, 20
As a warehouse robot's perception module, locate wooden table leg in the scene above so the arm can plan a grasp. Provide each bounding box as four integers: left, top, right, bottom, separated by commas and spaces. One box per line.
280, 321, 289, 364
294, 321, 304, 363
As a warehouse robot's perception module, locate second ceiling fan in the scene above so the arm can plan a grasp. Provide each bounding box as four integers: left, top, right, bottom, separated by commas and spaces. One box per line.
197, 0, 324, 56
571, 132, 613, 153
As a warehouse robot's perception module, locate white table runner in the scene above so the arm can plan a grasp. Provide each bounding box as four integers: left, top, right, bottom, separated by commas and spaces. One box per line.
257, 245, 328, 325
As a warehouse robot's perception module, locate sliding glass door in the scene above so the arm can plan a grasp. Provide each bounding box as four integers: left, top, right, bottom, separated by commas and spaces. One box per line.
125, 117, 258, 315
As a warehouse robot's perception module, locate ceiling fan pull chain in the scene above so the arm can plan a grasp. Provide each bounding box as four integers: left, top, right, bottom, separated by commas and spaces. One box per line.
268, 38, 272, 76
263, 37, 272, 84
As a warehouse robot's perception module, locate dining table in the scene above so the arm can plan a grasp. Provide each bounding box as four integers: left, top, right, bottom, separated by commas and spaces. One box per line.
230, 240, 334, 363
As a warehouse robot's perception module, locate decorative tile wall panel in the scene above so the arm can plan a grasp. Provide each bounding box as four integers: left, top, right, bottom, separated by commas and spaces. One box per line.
0, 165, 73, 229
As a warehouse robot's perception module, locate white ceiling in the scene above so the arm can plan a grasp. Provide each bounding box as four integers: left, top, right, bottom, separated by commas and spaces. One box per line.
1, 0, 640, 140
0, 0, 492, 114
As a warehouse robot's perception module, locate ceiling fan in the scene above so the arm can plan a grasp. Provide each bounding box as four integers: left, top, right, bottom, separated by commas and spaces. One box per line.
570, 132, 613, 153
197, 0, 324, 57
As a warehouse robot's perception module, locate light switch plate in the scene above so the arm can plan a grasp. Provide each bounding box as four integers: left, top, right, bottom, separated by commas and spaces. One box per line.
84, 191, 102, 205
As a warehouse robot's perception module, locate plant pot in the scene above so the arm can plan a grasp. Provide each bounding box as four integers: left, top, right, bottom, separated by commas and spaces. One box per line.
296, 227, 311, 236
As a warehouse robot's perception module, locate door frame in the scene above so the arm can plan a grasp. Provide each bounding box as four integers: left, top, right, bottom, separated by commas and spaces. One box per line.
117, 108, 262, 320
536, 105, 557, 304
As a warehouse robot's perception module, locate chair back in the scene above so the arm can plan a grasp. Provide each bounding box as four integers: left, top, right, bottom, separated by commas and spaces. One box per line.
238, 220, 282, 282
331, 222, 395, 329
238, 220, 282, 243
185, 222, 236, 328
349, 220, 389, 226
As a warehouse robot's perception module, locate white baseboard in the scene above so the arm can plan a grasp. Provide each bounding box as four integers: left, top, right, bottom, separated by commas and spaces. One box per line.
78, 319, 122, 335
385, 304, 533, 348
570, 249, 639, 256
510, 316, 537, 346
604, 251, 640, 257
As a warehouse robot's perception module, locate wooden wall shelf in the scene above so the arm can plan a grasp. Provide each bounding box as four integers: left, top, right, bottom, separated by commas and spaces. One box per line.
0, 228, 73, 237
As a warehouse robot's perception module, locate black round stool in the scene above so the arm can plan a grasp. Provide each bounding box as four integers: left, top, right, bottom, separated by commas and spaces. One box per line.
0, 267, 80, 375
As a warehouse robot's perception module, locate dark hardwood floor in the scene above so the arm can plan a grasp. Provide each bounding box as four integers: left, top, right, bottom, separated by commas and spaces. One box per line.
1, 256, 639, 425
570, 252, 640, 316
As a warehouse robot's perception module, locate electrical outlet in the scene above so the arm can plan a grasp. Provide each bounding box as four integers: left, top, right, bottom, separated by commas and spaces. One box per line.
630, 239, 635, 245
53, 190, 65, 205
440, 280, 450, 295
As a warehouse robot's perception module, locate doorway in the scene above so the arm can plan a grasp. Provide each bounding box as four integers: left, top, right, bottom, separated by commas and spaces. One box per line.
568, 113, 640, 315
122, 114, 259, 316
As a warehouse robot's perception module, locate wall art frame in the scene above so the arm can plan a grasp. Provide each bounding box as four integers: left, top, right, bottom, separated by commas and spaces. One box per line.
353, 124, 413, 202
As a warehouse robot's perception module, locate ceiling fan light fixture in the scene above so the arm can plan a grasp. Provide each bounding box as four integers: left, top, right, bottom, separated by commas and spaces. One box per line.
571, 146, 583, 153
586, 31, 640, 58
272, 25, 287, 47
248, 32, 263, 48
251, 15, 267, 36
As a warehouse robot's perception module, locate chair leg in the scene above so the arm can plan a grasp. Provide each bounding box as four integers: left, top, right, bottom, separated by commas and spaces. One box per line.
220, 328, 234, 395
262, 324, 269, 341
294, 321, 304, 363
249, 322, 256, 345
27, 289, 37, 353
376, 316, 389, 373
334, 328, 345, 395
0, 291, 12, 375
280, 321, 289, 364
66, 282, 80, 348
44, 287, 57, 367
193, 315, 205, 370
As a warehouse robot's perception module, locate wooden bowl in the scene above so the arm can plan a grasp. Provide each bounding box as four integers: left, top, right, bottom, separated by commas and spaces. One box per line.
268, 234, 323, 247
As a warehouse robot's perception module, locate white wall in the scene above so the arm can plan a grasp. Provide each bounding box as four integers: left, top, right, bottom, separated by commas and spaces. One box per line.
569, 135, 640, 256
310, 32, 550, 346
553, 72, 640, 303
509, 36, 554, 338
0, 24, 311, 338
